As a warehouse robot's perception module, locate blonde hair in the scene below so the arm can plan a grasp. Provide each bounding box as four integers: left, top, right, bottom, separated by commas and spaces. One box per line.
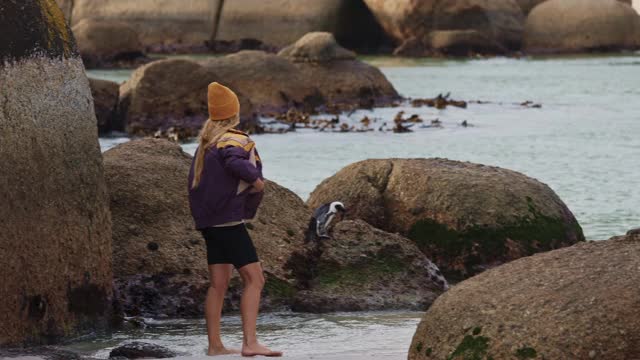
191, 114, 240, 189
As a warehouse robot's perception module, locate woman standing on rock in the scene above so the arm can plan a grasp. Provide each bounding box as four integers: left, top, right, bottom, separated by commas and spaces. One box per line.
188, 82, 281, 357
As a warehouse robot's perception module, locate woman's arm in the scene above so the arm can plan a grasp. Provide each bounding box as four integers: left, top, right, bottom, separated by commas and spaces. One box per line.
219, 145, 260, 184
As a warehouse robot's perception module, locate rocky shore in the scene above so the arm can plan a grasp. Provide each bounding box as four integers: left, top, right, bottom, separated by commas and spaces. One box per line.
57, 0, 640, 62
3, 0, 640, 358
53, 0, 640, 139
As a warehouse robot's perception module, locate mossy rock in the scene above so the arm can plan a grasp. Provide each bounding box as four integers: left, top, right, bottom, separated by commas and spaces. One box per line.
408, 233, 640, 360
0, 0, 76, 63
288, 220, 447, 312
308, 159, 584, 279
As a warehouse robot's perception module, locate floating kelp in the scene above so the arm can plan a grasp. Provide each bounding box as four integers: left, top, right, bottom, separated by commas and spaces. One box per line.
411, 93, 468, 109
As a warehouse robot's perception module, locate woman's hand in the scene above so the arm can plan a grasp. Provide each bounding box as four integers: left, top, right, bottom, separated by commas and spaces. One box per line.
250, 178, 265, 193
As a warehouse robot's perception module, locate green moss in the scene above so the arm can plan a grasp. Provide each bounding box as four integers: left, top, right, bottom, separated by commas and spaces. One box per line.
40, 0, 73, 57
447, 334, 490, 360
408, 197, 584, 278
515, 347, 537, 359
0, 0, 76, 63
426, 347, 433, 356
416, 342, 424, 353
286, 229, 296, 237
472, 327, 482, 336
315, 255, 405, 289
263, 277, 296, 299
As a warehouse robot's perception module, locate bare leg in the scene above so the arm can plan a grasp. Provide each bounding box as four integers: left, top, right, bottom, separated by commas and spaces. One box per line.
237, 262, 282, 357
205, 264, 239, 356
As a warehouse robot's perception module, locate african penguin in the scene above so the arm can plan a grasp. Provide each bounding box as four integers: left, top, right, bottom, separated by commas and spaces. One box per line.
305, 201, 346, 243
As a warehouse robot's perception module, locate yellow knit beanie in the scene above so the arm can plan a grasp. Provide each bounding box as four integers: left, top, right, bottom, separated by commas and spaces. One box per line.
208, 82, 240, 120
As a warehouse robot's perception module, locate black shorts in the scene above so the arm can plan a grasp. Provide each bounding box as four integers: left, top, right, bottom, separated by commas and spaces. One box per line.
200, 224, 259, 269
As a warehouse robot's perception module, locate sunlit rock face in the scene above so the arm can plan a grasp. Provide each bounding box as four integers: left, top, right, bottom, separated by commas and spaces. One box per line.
524, 0, 640, 53
0, 0, 113, 347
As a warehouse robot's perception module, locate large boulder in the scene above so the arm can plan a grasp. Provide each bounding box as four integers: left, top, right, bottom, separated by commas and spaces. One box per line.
70, 0, 388, 52
119, 58, 257, 138
308, 159, 584, 280
203, 51, 324, 114
104, 139, 308, 316
71, 0, 212, 48
364, 0, 525, 55
524, 0, 640, 53
278, 32, 399, 108
409, 233, 640, 360
0, 0, 113, 346
215, 0, 389, 51
287, 220, 447, 312
89, 78, 122, 134
72, 19, 147, 68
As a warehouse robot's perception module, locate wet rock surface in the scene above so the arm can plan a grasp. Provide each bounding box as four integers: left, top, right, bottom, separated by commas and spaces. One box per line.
109, 341, 179, 359
308, 159, 584, 280
0, 346, 83, 360
287, 220, 448, 313
524, 0, 640, 53
0, 0, 113, 346
409, 232, 640, 360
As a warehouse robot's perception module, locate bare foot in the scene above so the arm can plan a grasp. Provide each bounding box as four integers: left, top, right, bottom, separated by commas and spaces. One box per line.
241, 342, 283, 357
208, 347, 241, 356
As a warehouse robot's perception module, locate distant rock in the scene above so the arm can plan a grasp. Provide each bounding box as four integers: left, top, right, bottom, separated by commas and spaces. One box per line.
524, 0, 640, 53
288, 220, 447, 312
409, 232, 640, 360
514, 0, 547, 14
282, 34, 399, 108
308, 159, 584, 279
89, 77, 122, 133
203, 43, 398, 113
109, 342, 178, 359
71, 0, 212, 49
364, 0, 524, 55
203, 50, 324, 114
118, 58, 258, 137
426, 30, 506, 56
72, 19, 148, 68
215, 0, 388, 51
0, 0, 113, 346
278, 32, 356, 62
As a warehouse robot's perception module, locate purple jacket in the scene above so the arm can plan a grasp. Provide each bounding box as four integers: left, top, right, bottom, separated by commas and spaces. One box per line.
188, 129, 264, 230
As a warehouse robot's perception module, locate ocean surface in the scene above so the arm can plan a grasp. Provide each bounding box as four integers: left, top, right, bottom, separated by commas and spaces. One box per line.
91, 54, 640, 359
